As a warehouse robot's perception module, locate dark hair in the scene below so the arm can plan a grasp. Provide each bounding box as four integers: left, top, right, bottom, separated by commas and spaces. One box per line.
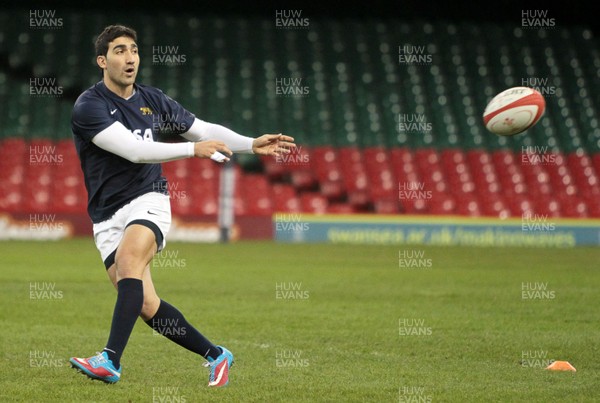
94, 25, 137, 56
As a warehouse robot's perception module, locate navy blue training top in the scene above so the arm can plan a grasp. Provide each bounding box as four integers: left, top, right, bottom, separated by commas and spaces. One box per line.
72, 81, 195, 223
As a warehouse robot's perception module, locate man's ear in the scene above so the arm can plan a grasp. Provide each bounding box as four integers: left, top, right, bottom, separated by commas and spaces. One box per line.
97, 55, 106, 69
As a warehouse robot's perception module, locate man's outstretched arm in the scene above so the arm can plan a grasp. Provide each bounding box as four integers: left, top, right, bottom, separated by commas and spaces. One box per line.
92, 121, 232, 163
181, 118, 296, 156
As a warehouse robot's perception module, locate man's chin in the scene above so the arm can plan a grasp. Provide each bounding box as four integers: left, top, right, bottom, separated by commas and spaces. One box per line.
114, 77, 136, 87
123, 75, 136, 84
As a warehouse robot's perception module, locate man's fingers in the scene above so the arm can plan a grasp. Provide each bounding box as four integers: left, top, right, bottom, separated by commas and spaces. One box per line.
210, 151, 230, 163
277, 141, 296, 149
262, 134, 295, 143
270, 145, 295, 155
215, 143, 233, 156
278, 135, 295, 143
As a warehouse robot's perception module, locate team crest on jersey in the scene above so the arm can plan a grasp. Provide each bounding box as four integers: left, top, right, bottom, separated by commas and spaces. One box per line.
140, 107, 154, 115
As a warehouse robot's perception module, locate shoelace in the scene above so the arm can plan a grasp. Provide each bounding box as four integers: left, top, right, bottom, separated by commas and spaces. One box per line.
88, 352, 108, 366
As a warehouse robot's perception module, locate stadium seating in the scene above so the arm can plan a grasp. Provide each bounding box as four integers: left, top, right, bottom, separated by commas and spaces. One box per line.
0, 11, 598, 218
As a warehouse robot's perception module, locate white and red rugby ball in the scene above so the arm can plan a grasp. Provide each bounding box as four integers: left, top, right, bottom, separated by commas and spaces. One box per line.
483, 87, 545, 136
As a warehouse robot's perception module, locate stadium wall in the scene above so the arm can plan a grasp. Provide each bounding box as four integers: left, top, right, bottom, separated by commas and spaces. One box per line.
0, 213, 272, 241
273, 214, 600, 247
2, 211, 599, 247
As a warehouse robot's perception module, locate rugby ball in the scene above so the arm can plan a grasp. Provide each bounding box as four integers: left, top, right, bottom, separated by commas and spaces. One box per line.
483, 87, 545, 136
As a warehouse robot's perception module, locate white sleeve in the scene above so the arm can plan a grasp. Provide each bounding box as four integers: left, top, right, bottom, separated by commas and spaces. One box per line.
180, 118, 254, 153
92, 121, 195, 163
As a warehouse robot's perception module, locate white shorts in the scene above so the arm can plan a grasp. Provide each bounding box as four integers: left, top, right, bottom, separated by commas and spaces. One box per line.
93, 192, 172, 269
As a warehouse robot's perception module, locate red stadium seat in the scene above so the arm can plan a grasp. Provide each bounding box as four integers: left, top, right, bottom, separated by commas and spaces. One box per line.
454, 193, 482, 217
428, 193, 457, 215
592, 154, 600, 175
0, 138, 27, 170
0, 186, 23, 213
441, 148, 467, 166
300, 192, 328, 214
162, 158, 189, 184
241, 174, 273, 215
52, 186, 87, 213
373, 199, 400, 214
414, 148, 440, 170
260, 155, 288, 179
23, 184, 52, 213
390, 147, 415, 179
272, 184, 301, 213
311, 146, 344, 199
327, 203, 356, 213
479, 193, 510, 218
506, 194, 535, 217
558, 194, 588, 218
491, 149, 517, 169
533, 196, 561, 218
2, 162, 26, 187
338, 146, 370, 209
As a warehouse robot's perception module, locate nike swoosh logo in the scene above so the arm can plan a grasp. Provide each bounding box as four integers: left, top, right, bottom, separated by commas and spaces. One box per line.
208, 362, 228, 386
147, 210, 159, 215
110, 109, 117, 115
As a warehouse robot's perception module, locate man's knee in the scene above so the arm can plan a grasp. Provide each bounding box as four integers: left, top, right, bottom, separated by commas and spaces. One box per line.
115, 225, 158, 278
141, 293, 161, 321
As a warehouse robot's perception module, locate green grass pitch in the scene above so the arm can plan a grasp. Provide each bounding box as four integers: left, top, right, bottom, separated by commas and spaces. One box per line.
1, 239, 599, 402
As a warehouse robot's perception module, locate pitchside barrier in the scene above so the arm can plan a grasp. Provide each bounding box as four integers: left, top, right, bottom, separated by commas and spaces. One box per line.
3, 212, 599, 246
272, 214, 600, 247
0, 213, 272, 242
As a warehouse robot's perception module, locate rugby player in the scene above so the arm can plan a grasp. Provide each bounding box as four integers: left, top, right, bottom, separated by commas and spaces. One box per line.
69, 24, 294, 386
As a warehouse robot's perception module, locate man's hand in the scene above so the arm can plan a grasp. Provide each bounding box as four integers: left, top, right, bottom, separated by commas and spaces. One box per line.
252, 134, 296, 156
193, 140, 233, 163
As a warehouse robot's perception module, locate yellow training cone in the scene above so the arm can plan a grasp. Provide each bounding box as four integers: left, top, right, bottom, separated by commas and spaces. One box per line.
546, 361, 576, 372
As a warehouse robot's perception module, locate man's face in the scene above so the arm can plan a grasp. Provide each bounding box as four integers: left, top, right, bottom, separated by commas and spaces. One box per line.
97, 35, 139, 89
